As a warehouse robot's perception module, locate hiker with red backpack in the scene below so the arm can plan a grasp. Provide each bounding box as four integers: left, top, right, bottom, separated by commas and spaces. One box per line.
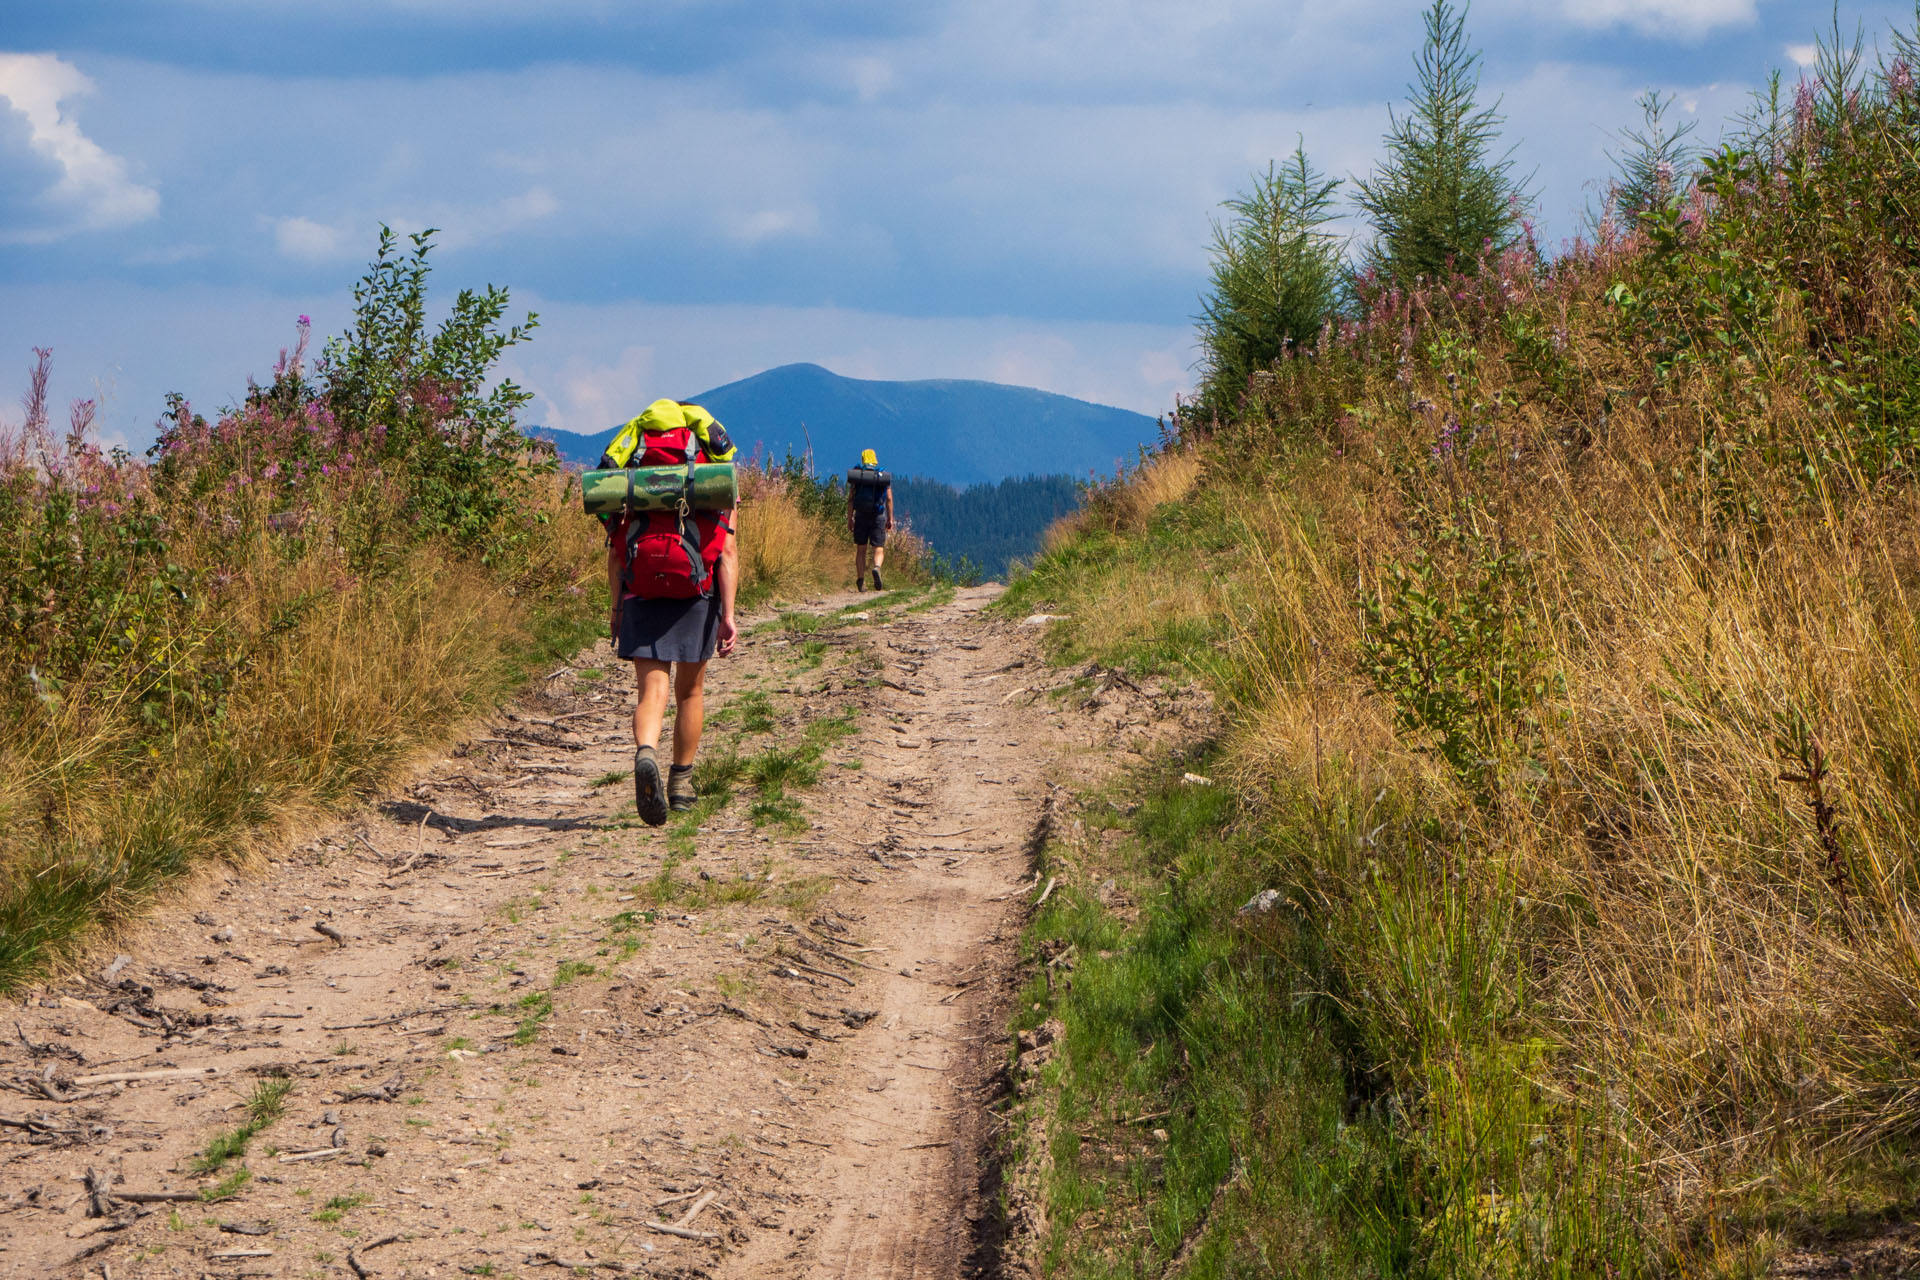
598, 400, 739, 826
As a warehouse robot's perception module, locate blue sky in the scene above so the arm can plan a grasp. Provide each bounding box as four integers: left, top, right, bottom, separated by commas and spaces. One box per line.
0, 0, 1905, 447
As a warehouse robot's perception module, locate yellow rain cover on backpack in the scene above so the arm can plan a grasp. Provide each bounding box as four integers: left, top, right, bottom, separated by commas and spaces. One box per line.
597, 399, 738, 468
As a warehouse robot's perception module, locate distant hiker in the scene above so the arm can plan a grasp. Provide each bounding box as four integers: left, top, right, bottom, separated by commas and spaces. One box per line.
600, 400, 739, 826
846, 448, 893, 591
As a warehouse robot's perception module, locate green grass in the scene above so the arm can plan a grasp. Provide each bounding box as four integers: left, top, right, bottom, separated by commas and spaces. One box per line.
190, 1078, 293, 1176
553, 959, 596, 985
734, 691, 777, 734
589, 769, 631, 788
509, 990, 553, 1046
747, 744, 825, 793
745, 743, 824, 830
199, 1167, 253, 1202
1016, 766, 1413, 1279
903, 581, 957, 612
313, 1193, 369, 1224
1017, 749, 1646, 1279
803, 709, 858, 746
661, 745, 746, 856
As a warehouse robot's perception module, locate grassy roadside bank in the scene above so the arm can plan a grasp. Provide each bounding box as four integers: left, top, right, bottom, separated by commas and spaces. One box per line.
996, 21, 1920, 1277
1009, 760, 1411, 1279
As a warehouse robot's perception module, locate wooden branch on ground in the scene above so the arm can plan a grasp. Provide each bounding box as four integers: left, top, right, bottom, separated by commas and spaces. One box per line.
346, 1232, 401, 1278
674, 1189, 718, 1228
278, 1148, 345, 1163
112, 1190, 202, 1203
323, 1005, 462, 1031
643, 1220, 721, 1241
71, 1065, 219, 1088
774, 960, 855, 988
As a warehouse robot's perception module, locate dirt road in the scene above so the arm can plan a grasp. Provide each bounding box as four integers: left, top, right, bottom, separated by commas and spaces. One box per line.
0, 584, 1190, 1279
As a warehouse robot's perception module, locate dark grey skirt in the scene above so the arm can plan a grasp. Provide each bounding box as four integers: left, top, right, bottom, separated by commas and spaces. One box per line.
617, 593, 719, 664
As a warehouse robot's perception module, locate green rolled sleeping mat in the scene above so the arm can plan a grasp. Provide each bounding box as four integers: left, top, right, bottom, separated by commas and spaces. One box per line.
581, 463, 738, 516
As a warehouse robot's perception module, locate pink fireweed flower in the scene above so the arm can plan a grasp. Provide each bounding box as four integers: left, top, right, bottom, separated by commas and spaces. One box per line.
1891, 59, 1914, 101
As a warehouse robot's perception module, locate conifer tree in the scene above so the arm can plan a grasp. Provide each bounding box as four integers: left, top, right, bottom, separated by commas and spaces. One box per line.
1197, 143, 1344, 408
1605, 90, 1700, 224
1355, 0, 1525, 286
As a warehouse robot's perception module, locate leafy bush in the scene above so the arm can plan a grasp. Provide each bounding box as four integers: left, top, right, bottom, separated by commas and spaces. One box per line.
1358, 523, 1553, 799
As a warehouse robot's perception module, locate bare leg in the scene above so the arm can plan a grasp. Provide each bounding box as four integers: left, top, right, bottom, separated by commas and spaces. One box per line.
671, 660, 709, 767
855, 543, 870, 583
872, 544, 887, 573
631, 659, 671, 749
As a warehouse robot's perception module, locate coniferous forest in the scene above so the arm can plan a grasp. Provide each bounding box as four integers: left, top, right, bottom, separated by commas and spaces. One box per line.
892, 473, 1082, 578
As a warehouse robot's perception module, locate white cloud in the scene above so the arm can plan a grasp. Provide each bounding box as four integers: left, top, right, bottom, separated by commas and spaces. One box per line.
1785, 43, 1819, 68
1559, 0, 1755, 38
0, 52, 159, 238
541, 343, 657, 434
726, 205, 821, 245
500, 186, 559, 225
849, 56, 896, 103
270, 214, 348, 262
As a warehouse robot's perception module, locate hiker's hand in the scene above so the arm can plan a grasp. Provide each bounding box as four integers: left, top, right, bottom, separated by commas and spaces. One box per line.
608, 604, 620, 644
716, 613, 738, 657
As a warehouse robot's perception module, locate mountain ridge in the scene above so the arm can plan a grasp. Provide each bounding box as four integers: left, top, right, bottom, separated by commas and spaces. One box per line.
531, 362, 1160, 486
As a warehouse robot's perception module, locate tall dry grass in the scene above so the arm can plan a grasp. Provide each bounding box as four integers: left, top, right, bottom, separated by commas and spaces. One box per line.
1027, 383, 1920, 1268
1010, 44, 1920, 1267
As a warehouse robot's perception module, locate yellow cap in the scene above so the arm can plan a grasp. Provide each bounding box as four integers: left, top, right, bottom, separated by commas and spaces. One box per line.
860, 449, 877, 467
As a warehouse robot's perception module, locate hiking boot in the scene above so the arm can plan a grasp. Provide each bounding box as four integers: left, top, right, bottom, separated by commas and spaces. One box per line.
871, 568, 885, 591
668, 764, 696, 812
856, 576, 866, 591
633, 746, 668, 827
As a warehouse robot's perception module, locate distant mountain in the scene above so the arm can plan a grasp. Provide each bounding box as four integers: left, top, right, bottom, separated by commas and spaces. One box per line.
530, 362, 1160, 486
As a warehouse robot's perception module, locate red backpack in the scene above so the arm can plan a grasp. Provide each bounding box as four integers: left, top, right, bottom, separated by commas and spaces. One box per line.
614, 426, 732, 599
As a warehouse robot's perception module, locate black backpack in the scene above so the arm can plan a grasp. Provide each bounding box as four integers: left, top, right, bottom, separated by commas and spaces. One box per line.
847, 464, 890, 513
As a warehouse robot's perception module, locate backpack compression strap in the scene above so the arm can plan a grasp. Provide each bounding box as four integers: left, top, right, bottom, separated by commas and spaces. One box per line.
677, 459, 711, 598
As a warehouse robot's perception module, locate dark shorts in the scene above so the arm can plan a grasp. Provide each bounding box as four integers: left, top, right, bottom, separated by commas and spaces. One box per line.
852, 510, 888, 547
617, 593, 719, 664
